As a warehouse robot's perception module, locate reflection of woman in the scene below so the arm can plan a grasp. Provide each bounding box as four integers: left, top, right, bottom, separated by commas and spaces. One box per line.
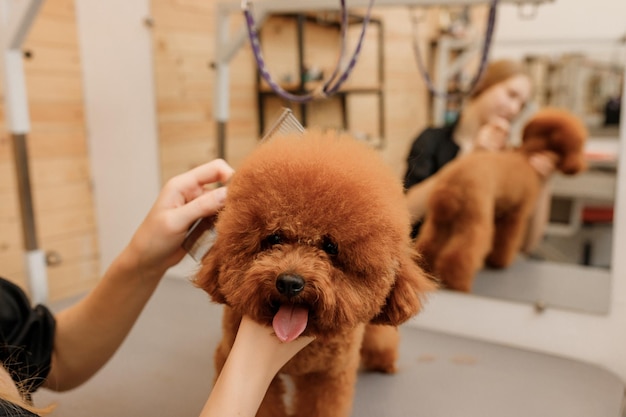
0, 159, 313, 417
404, 59, 554, 251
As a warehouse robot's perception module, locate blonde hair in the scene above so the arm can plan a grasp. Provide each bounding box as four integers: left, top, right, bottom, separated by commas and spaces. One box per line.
0, 365, 54, 416
0, 390, 54, 416
469, 59, 530, 99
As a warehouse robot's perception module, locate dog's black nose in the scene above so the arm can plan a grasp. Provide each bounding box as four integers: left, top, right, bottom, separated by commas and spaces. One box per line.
276, 273, 305, 297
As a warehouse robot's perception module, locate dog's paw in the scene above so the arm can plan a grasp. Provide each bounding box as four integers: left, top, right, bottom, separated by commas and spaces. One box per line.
360, 324, 400, 374
360, 347, 398, 374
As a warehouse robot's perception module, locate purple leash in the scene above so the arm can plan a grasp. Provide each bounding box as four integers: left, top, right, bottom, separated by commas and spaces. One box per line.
411, 0, 500, 99
243, 0, 375, 103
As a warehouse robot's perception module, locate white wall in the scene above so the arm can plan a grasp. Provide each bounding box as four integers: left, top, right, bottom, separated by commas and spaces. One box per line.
411, 0, 626, 382
491, 0, 626, 61
75, 0, 161, 273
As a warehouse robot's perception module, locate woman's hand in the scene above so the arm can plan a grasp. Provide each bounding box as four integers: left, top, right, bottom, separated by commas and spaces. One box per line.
127, 159, 235, 277
474, 117, 511, 152
200, 316, 314, 417
46, 159, 235, 392
528, 152, 557, 179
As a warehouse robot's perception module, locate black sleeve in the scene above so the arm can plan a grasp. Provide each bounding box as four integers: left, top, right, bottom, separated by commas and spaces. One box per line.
403, 128, 440, 189
0, 278, 55, 394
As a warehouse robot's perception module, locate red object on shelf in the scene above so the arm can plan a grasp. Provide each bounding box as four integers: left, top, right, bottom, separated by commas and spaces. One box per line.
582, 206, 614, 224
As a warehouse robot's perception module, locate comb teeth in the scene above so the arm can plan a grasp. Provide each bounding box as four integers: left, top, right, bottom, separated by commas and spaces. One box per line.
262, 108, 305, 142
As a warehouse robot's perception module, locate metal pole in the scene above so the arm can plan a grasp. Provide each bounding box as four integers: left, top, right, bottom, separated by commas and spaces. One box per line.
2, 0, 47, 303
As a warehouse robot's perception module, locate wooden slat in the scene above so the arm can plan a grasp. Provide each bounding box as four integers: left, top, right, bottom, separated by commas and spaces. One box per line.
39, 0, 76, 20
153, 31, 213, 54
158, 121, 213, 143
42, 232, 99, 265
154, 55, 213, 77
346, 94, 381, 138
26, 15, 79, 47
306, 97, 344, 129
0, 160, 17, 190
151, 3, 215, 32
0, 189, 19, 218
27, 130, 88, 158
160, 139, 216, 180
157, 100, 212, 123
25, 73, 83, 101
161, 0, 214, 13
23, 45, 82, 75
0, 249, 26, 278
0, 220, 23, 256
28, 102, 85, 128
33, 181, 94, 212
30, 156, 92, 186
37, 207, 96, 240
224, 135, 260, 168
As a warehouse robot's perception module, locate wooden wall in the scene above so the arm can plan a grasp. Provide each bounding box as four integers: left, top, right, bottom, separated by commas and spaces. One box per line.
0, 0, 99, 300
149, 1, 451, 181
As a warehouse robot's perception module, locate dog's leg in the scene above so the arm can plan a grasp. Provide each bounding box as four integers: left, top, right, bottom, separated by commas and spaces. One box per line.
434, 217, 493, 293
486, 208, 531, 268
290, 330, 363, 417
291, 366, 359, 417
360, 324, 399, 373
414, 217, 452, 273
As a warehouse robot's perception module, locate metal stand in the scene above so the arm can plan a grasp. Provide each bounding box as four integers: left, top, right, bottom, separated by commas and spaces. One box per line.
1, 0, 47, 302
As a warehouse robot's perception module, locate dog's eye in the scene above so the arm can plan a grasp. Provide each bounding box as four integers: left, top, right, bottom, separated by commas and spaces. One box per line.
263, 232, 283, 248
321, 236, 338, 256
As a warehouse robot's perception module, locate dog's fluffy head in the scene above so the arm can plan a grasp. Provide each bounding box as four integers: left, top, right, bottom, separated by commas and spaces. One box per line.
521, 107, 588, 175
196, 131, 434, 340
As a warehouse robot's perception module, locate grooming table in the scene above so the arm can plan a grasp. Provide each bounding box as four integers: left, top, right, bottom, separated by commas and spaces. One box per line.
36, 277, 624, 417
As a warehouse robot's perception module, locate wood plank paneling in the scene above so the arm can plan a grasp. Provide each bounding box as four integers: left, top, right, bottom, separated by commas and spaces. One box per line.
30, 156, 92, 186
152, 0, 218, 179
1, 2, 99, 301
149, 2, 456, 180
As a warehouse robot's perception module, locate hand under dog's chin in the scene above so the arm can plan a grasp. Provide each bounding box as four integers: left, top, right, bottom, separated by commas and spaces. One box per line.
232, 300, 360, 342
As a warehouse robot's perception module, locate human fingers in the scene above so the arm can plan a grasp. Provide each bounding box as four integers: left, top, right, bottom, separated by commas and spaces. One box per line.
529, 153, 556, 178
161, 159, 234, 207
488, 116, 511, 132
476, 125, 507, 151
236, 315, 315, 370
171, 186, 228, 232
183, 159, 234, 190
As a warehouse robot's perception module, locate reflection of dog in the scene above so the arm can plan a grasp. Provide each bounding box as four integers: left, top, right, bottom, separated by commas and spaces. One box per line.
414, 108, 588, 292
196, 131, 434, 417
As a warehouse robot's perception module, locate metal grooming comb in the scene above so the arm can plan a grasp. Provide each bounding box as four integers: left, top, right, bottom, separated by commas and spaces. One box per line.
262, 107, 305, 140
182, 108, 305, 262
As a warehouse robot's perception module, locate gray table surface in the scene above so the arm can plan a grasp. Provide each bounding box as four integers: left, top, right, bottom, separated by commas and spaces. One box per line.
36, 277, 624, 417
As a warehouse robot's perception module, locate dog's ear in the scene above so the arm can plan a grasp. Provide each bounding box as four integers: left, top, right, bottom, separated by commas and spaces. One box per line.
194, 244, 227, 304
371, 252, 437, 326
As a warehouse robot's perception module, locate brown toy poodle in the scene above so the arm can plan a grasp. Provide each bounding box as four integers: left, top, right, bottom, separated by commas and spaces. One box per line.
195, 131, 435, 417
414, 107, 588, 292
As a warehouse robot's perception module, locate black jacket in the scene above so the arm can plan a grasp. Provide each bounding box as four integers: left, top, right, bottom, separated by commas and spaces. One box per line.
0, 277, 55, 397
403, 123, 460, 190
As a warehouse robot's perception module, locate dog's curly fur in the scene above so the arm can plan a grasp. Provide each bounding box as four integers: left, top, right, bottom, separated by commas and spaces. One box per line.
414, 108, 588, 292
195, 131, 435, 417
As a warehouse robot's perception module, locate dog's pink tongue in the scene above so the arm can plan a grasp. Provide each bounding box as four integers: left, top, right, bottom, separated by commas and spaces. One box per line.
272, 305, 308, 343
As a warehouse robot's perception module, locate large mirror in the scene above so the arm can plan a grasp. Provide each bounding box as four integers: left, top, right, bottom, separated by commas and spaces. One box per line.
453, 2, 623, 314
